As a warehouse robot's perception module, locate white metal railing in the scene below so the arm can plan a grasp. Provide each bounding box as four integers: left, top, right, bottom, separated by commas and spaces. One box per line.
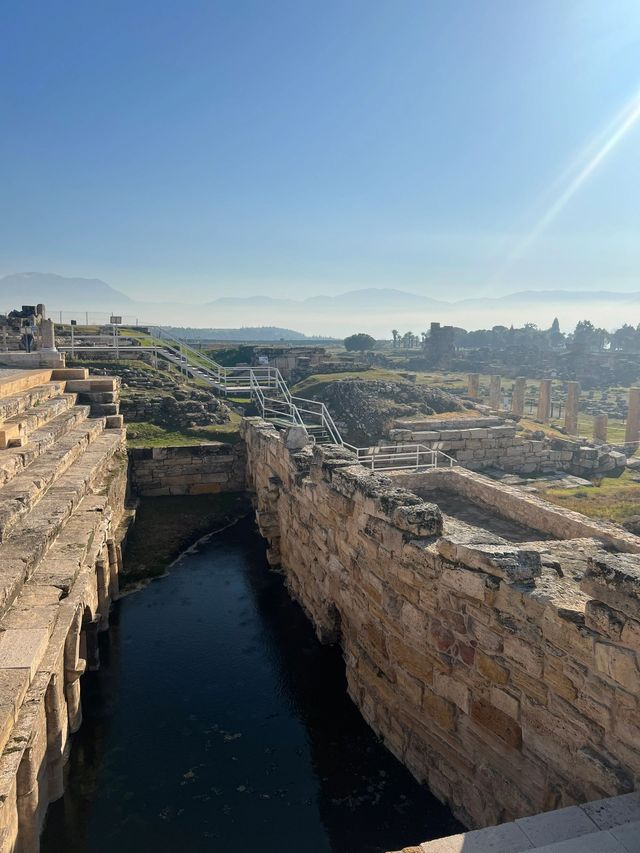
343, 443, 456, 472
54, 321, 409, 453
55, 321, 464, 466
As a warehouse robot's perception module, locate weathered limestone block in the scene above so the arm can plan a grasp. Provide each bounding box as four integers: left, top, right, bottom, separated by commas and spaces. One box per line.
511, 377, 526, 416
564, 381, 580, 436
625, 387, 640, 445
437, 537, 541, 582
242, 418, 640, 830
391, 503, 442, 537
537, 379, 552, 423
593, 412, 608, 442
489, 375, 502, 411
467, 373, 480, 398
582, 552, 640, 621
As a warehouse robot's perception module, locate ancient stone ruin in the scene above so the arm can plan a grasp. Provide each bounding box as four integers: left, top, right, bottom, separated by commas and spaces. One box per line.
0, 338, 638, 851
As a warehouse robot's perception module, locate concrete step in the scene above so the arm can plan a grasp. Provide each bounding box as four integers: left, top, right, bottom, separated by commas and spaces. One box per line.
0, 393, 77, 449
0, 381, 67, 426
0, 417, 106, 542
0, 429, 124, 619
0, 406, 91, 488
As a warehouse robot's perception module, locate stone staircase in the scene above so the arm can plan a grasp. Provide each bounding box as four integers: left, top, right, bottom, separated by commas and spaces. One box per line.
0, 368, 128, 852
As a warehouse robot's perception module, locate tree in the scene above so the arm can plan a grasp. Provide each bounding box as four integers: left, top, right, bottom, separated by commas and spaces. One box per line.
572, 320, 609, 353
344, 333, 376, 352
549, 317, 563, 348
391, 329, 399, 348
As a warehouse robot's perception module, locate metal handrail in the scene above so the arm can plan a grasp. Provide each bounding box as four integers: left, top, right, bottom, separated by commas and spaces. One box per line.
63, 324, 345, 445
342, 443, 457, 472
59, 328, 461, 466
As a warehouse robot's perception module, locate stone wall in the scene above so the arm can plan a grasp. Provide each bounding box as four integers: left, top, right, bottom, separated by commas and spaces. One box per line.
242, 417, 640, 830
129, 442, 246, 497
389, 419, 626, 478
0, 365, 129, 851
393, 466, 640, 554
0, 351, 64, 369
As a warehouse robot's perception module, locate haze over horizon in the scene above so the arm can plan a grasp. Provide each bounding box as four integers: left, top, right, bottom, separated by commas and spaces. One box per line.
1, 1, 639, 308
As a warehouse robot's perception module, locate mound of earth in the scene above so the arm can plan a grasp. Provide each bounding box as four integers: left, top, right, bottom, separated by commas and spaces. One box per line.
310, 378, 465, 445
84, 361, 232, 430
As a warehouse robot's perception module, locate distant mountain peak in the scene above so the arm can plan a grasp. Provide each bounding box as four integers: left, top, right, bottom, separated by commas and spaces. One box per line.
0, 272, 133, 307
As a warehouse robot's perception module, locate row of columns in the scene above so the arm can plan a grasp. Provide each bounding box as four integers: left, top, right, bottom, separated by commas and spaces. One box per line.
467, 372, 640, 446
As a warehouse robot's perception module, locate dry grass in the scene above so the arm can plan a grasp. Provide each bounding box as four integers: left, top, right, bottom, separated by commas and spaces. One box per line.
539, 470, 640, 525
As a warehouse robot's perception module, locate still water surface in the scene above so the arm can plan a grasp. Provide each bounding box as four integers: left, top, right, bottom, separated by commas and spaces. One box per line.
41, 517, 460, 853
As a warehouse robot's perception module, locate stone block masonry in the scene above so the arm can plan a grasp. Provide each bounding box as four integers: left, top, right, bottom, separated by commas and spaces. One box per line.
242, 417, 640, 831
0, 368, 128, 851
129, 442, 246, 496
388, 417, 626, 478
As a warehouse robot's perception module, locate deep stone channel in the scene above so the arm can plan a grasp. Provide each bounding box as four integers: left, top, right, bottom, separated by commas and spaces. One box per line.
41, 516, 460, 853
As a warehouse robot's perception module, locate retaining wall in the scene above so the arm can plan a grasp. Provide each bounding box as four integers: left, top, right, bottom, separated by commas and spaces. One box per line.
388, 421, 626, 477
242, 417, 640, 829
129, 442, 246, 497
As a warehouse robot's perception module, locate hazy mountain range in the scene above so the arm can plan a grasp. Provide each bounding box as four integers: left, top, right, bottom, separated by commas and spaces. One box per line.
1, 272, 639, 337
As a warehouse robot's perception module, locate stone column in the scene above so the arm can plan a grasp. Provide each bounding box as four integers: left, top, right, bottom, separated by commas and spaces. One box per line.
107, 539, 120, 601
16, 705, 47, 853
489, 375, 502, 411
45, 673, 67, 801
593, 412, 608, 443
40, 318, 57, 351
537, 379, 552, 423
96, 551, 111, 631
467, 373, 480, 398
511, 377, 526, 416
85, 619, 101, 671
64, 609, 85, 733
625, 388, 640, 446
564, 381, 580, 436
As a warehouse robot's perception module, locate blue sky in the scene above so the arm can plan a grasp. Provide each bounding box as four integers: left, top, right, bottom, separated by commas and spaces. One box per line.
1, 0, 639, 303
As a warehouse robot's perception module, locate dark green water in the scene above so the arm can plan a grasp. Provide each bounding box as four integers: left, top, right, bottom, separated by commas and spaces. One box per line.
41, 517, 460, 853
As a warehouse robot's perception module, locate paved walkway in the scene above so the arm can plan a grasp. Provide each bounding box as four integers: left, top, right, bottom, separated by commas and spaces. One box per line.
407, 792, 640, 852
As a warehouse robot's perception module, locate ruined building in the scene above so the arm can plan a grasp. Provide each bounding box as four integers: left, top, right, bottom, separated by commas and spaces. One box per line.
0, 334, 637, 850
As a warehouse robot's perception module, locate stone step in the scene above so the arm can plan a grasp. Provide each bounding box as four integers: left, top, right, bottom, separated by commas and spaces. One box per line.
0, 417, 106, 542
0, 393, 77, 449
0, 429, 124, 619
0, 370, 53, 400
0, 381, 67, 426
0, 405, 91, 489
0, 521, 113, 838
0, 496, 111, 756
50, 368, 89, 381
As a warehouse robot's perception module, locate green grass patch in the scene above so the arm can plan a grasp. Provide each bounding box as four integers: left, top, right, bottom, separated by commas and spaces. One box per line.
125, 411, 241, 448
539, 469, 640, 525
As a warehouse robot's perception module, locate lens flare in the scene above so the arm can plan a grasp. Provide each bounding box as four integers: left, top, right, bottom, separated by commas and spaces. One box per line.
494, 87, 640, 280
